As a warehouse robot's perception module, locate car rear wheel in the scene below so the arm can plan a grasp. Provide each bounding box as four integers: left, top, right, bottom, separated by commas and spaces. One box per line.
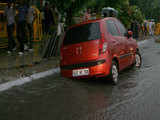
110, 61, 119, 85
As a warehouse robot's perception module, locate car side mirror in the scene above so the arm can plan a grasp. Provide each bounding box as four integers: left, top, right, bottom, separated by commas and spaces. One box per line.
125, 31, 133, 38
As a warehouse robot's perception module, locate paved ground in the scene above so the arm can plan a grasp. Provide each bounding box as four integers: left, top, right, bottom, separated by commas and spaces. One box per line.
0, 42, 59, 84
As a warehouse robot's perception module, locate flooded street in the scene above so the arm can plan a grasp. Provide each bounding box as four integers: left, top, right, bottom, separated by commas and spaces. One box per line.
0, 38, 160, 120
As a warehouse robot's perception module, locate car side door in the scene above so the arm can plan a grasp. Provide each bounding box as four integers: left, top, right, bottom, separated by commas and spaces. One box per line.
114, 19, 134, 66
105, 19, 126, 70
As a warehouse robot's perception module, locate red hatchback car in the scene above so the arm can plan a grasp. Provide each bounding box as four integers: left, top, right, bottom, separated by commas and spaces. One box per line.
60, 17, 142, 84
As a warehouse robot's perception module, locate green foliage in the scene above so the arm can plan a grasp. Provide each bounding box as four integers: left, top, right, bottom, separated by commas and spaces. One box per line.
130, 0, 160, 22
130, 6, 144, 23
46, 0, 144, 27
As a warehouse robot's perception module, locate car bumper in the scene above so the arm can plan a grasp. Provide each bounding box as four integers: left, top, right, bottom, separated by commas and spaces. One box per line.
60, 59, 111, 78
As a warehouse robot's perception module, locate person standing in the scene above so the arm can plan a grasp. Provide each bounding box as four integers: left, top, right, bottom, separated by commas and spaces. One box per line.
16, 1, 28, 55
51, 4, 58, 30
43, 2, 54, 34
149, 20, 153, 36
26, 3, 35, 52
149, 20, 155, 36
4, 2, 16, 54
131, 20, 139, 39
83, 8, 91, 21
144, 21, 148, 37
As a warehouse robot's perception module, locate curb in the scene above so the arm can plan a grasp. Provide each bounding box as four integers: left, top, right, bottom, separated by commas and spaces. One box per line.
0, 67, 60, 92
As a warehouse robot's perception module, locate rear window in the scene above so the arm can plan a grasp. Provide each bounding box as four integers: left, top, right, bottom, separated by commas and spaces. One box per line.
63, 22, 101, 45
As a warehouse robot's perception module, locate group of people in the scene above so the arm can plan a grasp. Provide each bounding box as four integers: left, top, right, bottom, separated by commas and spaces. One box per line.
83, 8, 118, 22
5, 1, 35, 55
131, 20, 155, 40
142, 20, 155, 36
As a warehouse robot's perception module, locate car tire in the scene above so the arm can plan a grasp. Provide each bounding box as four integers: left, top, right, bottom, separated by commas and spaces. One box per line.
110, 61, 119, 85
134, 52, 142, 68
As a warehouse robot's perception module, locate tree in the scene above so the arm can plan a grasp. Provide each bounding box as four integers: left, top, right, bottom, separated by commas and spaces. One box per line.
46, 0, 144, 28
47, 0, 92, 25
130, 0, 160, 21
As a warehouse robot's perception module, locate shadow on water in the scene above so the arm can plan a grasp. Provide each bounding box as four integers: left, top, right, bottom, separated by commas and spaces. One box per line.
71, 77, 113, 86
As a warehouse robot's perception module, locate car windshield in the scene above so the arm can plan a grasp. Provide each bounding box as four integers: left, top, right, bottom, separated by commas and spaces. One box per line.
63, 22, 101, 46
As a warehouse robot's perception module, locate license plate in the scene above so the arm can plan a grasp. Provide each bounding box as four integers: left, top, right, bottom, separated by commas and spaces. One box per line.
72, 68, 89, 77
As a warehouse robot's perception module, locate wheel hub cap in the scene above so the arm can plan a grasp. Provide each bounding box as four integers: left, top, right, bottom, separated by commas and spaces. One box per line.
135, 54, 141, 67
112, 65, 118, 82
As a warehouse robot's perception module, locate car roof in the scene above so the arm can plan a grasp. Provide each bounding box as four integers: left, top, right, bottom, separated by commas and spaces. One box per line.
68, 17, 117, 30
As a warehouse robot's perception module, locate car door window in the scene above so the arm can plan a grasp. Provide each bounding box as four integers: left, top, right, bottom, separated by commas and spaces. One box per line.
106, 20, 120, 36
115, 20, 127, 36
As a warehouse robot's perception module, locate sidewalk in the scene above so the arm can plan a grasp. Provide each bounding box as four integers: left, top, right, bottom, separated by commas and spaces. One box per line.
0, 42, 60, 84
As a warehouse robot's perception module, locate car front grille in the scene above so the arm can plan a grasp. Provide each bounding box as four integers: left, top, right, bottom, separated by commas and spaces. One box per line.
61, 59, 106, 70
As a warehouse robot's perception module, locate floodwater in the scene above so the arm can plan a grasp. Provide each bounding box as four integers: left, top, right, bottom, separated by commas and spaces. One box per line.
0, 38, 160, 120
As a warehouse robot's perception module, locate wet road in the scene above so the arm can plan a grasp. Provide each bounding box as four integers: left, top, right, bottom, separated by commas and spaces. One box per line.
0, 38, 160, 120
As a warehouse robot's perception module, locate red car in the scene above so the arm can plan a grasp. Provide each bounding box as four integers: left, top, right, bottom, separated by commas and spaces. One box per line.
60, 17, 142, 84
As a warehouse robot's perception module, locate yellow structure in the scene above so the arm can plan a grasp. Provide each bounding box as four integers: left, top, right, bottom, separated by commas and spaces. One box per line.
0, 3, 42, 48
155, 23, 160, 35
32, 6, 43, 42
0, 3, 9, 38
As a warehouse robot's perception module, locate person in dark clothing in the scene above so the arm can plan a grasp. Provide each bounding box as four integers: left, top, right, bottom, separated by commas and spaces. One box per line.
16, 1, 28, 55
4, 2, 16, 54
26, 3, 35, 52
43, 2, 54, 34
144, 21, 148, 36
131, 20, 139, 39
